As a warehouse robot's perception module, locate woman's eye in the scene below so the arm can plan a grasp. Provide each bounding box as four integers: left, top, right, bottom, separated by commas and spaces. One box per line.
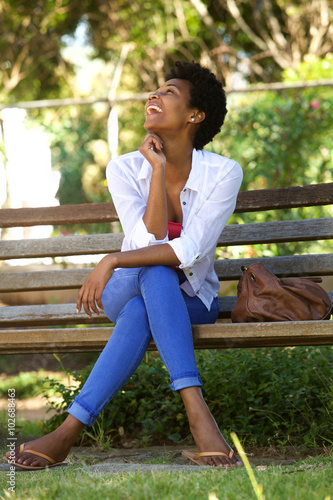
166, 89, 174, 93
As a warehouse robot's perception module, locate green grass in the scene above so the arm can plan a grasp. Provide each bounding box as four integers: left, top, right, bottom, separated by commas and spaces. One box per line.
0, 455, 332, 499
142, 452, 175, 465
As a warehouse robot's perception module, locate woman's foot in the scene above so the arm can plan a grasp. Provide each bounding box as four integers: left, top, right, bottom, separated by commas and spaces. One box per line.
5, 415, 84, 469
180, 387, 243, 468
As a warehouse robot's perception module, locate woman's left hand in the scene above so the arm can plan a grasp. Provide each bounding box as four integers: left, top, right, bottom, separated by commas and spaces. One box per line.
76, 255, 115, 317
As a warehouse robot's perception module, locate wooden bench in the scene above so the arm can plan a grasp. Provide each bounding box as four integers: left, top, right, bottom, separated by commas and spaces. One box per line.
1, 183, 332, 354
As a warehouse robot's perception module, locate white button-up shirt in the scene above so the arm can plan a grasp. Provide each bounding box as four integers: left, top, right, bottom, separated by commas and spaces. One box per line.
106, 148, 243, 310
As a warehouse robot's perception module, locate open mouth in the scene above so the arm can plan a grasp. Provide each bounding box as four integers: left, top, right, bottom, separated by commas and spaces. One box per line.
146, 104, 163, 115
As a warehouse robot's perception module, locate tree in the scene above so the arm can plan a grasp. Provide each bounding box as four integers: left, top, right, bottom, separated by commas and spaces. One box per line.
2, 0, 332, 99
83, 0, 219, 89
0, 0, 88, 101
195, 0, 333, 85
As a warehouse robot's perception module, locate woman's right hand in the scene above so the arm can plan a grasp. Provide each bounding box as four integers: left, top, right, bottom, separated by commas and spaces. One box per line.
139, 132, 166, 172
76, 255, 116, 317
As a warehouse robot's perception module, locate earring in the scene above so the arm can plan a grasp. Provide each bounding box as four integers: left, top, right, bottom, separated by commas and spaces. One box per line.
191, 117, 195, 122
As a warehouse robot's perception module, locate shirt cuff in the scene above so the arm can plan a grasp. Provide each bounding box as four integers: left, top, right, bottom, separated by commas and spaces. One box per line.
129, 218, 169, 249
167, 237, 200, 269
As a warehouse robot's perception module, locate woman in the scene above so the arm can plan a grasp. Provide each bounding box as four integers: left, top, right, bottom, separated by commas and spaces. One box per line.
8, 61, 243, 469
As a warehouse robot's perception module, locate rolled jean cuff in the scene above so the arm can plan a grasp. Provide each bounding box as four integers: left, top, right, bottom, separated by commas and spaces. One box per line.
67, 397, 99, 427
170, 371, 202, 392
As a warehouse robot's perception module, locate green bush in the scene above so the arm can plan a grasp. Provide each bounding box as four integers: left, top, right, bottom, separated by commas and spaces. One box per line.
211, 88, 333, 193
42, 346, 333, 448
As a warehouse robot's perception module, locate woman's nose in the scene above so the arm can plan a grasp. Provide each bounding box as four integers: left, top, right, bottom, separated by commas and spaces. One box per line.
148, 91, 159, 100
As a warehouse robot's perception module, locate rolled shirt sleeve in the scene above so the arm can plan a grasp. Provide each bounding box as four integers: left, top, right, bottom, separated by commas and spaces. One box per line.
130, 217, 169, 249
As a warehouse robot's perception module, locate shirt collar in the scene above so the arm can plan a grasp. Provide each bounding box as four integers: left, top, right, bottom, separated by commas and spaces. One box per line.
184, 149, 203, 192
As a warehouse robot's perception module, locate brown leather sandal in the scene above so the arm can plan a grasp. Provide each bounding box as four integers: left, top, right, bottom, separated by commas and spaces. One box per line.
182, 449, 241, 467
3, 443, 68, 471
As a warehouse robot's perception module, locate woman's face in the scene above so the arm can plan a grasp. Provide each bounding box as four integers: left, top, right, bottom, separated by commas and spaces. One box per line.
144, 78, 196, 135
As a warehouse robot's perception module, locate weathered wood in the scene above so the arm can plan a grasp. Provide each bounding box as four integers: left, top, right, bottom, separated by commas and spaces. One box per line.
219, 218, 333, 246
2, 218, 333, 260
214, 254, 333, 280
0, 268, 91, 292
234, 183, 333, 213
1, 183, 332, 228
0, 303, 109, 327
1, 321, 332, 354
0, 233, 124, 260
0, 202, 119, 228
1, 293, 332, 327
2, 254, 332, 293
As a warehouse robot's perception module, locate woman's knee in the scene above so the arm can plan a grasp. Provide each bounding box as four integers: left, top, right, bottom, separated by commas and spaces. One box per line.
117, 295, 149, 325
139, 265, 178, 283
101, 268, 141, 322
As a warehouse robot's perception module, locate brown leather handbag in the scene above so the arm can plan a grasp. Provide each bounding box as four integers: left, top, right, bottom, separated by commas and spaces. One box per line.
231, 263, 332, 323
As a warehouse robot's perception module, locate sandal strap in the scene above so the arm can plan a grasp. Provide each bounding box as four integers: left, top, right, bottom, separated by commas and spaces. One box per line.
194, 450, 234, 460
20, 444, 55, 465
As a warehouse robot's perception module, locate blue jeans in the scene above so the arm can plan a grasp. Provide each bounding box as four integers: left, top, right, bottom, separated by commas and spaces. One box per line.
67, 265, 219, 426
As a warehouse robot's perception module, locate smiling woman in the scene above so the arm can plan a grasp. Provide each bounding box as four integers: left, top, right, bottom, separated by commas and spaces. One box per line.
5, 61, 243, 471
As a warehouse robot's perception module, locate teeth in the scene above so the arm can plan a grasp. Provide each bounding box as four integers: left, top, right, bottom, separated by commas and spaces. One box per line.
147, 104, 162, 114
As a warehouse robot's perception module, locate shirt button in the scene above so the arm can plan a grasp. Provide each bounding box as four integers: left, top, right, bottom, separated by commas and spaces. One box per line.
189, 272, 193, 276
183, 189, 187, 192
182, 201, 186, 205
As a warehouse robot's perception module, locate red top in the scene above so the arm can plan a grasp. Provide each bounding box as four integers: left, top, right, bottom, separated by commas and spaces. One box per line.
168, 221, 182, 240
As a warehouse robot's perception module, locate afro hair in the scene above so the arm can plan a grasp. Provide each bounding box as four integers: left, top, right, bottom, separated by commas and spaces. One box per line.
164, 61, 227, 150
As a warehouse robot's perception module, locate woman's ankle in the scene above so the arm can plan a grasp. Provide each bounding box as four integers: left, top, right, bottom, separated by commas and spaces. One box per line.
56, 415, 85, 444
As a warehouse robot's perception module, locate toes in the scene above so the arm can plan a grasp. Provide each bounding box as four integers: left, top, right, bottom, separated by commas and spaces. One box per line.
213, 457, 227, 467
208, 456, 233, 467
15, 452, 49, 468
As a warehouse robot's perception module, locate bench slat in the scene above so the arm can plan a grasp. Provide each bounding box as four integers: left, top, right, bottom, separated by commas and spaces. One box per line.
0, 202, 119, 228
235, 182, 333, 213
0, 268, 91, 292
1, 321, 332, 354
0, 298, 234, 327
1, 183, 332, 228
1, 293, 332, 327
220, 218, 333, 246
214, 254, 333, 279
0, 303, 107, 327
0, 233, 124, 260
1, 254, 332, 292
2, 218, 332, 260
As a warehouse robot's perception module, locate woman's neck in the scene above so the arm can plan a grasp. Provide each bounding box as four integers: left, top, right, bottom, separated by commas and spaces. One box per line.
163, 140, 193, 182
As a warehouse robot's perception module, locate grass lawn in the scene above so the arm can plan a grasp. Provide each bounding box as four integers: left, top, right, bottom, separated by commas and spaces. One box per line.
1, 454, 332, 499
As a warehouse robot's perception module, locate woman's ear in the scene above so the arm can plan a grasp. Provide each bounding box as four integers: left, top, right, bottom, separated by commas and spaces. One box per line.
190, 111, 205, 124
